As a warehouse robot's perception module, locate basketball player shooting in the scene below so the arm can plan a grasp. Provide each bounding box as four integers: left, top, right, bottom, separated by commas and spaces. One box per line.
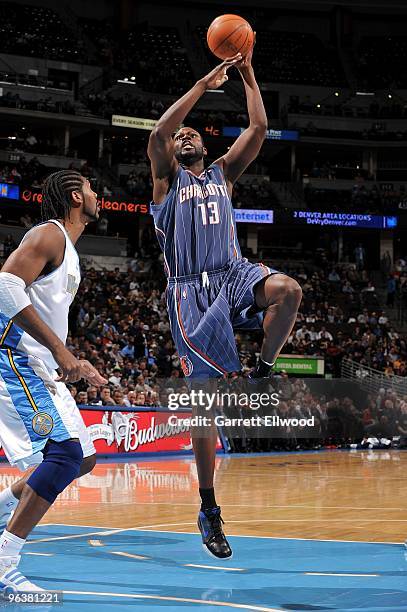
0, 170, 107, 592
148, 48, 302, 559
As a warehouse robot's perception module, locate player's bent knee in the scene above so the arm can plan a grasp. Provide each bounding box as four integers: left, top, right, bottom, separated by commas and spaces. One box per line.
26, 439, 83, 504
263, 274, 302, 307
282, 276, 302, 305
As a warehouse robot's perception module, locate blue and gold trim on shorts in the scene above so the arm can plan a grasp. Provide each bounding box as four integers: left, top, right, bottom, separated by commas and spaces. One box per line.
0, 319, 13, 346
0, 349, 70, 450
6, 349, 54, 436
0, 313, 24, 350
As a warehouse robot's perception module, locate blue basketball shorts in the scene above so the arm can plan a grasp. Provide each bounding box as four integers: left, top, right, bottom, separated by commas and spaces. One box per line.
0, 350, 95, 470
166, 259, 280, 379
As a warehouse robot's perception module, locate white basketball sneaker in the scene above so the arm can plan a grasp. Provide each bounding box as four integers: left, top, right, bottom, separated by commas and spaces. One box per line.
0, 556, 44, 592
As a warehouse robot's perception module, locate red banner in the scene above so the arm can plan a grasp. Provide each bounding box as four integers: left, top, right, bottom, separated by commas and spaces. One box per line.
0, 409, 223, 459
84, 409, 195, 454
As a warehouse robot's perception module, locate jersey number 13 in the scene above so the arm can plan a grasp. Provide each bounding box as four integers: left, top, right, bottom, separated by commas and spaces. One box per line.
197, 201, 220, 226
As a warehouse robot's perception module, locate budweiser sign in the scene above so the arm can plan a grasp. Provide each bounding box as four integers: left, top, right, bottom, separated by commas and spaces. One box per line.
83, 409, 194, 454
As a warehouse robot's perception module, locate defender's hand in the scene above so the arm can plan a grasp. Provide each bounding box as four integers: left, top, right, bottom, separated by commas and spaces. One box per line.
199, 54, 242, 90
54, 347, 85, 383
79, 360, 108, 387
55, 348, 107, 386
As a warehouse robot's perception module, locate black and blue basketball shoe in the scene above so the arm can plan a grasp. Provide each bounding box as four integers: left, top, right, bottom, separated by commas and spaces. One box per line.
197, 506, 232, 559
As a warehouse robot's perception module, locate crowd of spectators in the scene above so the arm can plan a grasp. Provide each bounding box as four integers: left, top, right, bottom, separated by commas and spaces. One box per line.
0, 85, 251, 137
47, 251, 406, 417
221, 377, 407, 453
0, 156, 46, 187
48, 253, 406, 452
0, 156, 96, 189
307, 160, 366, 181
81, 91, 250, 127
123, 162, 151, 198
241, 262, 407, 379
0, 91, 92, 118
232, 178, 279, 210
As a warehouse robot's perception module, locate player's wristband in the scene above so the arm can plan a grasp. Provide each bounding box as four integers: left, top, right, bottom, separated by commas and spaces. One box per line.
0, 272, 32, 319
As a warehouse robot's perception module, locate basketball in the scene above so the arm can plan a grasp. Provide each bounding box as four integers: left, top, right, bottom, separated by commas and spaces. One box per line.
207, 14, 254, 60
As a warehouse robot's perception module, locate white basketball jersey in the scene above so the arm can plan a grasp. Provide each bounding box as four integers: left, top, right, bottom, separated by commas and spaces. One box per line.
17, 219, 81, 370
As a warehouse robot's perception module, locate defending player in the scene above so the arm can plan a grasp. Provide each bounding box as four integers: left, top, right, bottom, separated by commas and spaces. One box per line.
0, 170, 107, 591
148, 49, 302, 558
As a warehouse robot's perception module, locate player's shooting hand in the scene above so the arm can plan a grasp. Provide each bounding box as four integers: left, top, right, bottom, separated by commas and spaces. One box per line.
236, 33, 256, 71
79, 360, 108, 387
199, 53, 242, 90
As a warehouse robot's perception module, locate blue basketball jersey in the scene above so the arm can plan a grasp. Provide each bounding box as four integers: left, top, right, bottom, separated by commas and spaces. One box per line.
150, 163, 241, 277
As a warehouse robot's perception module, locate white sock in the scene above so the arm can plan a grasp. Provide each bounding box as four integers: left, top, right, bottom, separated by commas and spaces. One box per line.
0, 487, 18, 510
0, 530, 25, 557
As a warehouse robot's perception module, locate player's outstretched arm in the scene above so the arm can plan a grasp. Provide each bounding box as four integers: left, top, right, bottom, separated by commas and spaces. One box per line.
215, 42, 267, 186
148, 54, 242, 188
0, 225, 107, 385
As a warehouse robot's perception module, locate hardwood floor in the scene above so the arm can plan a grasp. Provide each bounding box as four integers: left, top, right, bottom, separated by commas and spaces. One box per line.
1, 450, 406, 542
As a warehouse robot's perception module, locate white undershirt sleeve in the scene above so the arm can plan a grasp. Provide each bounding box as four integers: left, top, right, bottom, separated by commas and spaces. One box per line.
0, 272, 32, 319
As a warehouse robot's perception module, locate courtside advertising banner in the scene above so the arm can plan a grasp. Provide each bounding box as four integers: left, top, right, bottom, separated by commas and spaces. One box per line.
0, 409, 222, 459
82, 409, 196, 454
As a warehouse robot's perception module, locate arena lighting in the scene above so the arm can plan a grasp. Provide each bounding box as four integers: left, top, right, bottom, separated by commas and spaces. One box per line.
388, 94, 392, 99
334, 91, 339, 96
116, 79, 136, 85
316, 103, 321, 108
356, 91, 375, 96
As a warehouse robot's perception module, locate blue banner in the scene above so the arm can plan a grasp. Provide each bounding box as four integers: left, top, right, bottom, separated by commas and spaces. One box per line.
234, 209, 274, 224
0, 183, 19, 200
292, 210, 398, 229
223, 127, 299, 141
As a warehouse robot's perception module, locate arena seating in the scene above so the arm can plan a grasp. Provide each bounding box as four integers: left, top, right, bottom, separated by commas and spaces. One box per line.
196, 27, 346, 86
288, 95, 407, 120
46, 254, 405, 451
0, 2, 85, 62
83, 20, 194, 94
47, 257, 405, 398
81, 17, 121, 67
303, 179, 403, 214
357, 36, 407, 89
253, 31, 346, 86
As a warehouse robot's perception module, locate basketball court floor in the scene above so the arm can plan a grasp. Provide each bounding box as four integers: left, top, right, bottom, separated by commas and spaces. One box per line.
1, 450, 406, 611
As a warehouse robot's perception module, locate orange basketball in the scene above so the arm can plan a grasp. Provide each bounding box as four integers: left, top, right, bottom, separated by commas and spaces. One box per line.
207, 14, 254, 60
